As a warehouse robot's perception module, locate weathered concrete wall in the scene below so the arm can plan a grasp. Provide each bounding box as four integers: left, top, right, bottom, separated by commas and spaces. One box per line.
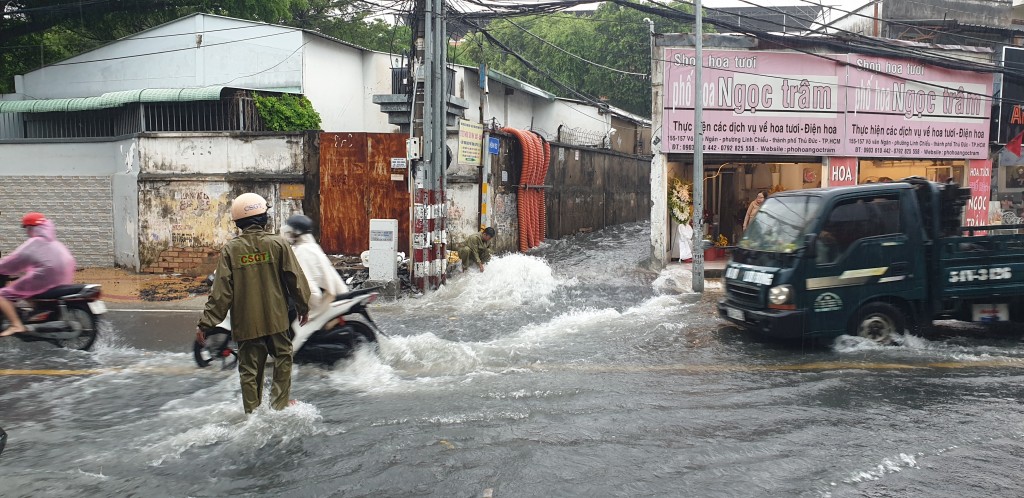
137, 132, 306, 273
139, 132, 306, 175
0, 139, 135, 267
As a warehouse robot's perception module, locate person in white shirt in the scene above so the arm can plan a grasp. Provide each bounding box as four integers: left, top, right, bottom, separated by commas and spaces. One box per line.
280, 214, 349, 351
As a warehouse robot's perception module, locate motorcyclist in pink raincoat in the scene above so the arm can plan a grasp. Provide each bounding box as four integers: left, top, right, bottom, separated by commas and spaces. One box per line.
0, 213, 76, 337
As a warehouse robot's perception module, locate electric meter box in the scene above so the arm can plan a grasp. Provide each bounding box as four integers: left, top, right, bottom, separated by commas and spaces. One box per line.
368, 219, 398, 281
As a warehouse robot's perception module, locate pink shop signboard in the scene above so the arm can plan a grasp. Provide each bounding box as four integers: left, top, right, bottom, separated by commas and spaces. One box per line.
663, 50, 846, 156
845, 55, 991, 159
662, 50, 993, 158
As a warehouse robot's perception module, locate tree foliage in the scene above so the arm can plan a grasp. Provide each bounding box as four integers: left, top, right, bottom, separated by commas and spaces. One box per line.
0, 0, 409, 93
454, 2, 708, 117
254, 93, 322, 131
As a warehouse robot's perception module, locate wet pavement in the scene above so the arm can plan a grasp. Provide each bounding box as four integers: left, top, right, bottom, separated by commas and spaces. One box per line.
3, 222, 1024, 497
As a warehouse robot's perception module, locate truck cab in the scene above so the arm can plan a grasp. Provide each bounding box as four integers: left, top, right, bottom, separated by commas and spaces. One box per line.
716, 178, 1020, 343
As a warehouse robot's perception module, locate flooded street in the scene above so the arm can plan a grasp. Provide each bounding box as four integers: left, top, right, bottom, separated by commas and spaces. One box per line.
4, 223, 1024, 497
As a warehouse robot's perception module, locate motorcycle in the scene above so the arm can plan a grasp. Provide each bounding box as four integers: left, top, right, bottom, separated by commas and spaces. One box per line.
0, 275, 105, 351
193, 286, 384, 369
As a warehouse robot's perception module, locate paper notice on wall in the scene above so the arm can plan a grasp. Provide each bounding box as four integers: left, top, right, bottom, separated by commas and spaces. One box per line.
457, 119, 484, 166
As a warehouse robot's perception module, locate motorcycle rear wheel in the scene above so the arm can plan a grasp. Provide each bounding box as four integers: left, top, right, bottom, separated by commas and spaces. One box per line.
194, 329, 237, 369
58, 306, 98, 351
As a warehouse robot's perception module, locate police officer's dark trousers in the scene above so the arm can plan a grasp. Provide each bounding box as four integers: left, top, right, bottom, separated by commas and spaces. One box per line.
237, 331, 293, 413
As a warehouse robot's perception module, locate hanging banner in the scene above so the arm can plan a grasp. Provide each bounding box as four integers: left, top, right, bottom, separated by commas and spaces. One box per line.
662, 49, 993, 158
965, 159, 992, 235
457, 119, 484, 166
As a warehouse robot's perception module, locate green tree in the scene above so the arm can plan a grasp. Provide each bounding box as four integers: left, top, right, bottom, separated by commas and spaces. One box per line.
254, 93, 322, 131
290, 0, 411, 53
455, 1, 708, 117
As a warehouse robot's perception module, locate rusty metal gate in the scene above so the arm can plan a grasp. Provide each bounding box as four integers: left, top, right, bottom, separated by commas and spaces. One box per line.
320, 132, 410, 256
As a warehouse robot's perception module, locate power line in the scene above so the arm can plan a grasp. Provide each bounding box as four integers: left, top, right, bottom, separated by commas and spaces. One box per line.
728, 0, 1018, 71
502, 17, 647, 76
460, 17, 610, 111
47, 30, 293, 66
456, 0, 1015, 78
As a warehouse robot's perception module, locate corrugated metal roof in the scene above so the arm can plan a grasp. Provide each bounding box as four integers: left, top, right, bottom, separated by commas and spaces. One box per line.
0, 86, 228, 113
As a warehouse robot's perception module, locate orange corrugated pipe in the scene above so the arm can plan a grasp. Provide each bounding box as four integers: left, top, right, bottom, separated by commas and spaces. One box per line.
538, 135, 551, 241
504, 128, 534, 252
525, 130, 542, 249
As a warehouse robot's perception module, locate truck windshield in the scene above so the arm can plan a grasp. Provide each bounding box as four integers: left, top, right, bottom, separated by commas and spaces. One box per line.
738, 195, 821, 254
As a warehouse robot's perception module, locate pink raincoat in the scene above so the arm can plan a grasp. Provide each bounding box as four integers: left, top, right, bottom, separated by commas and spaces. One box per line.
0, 219, 76, 300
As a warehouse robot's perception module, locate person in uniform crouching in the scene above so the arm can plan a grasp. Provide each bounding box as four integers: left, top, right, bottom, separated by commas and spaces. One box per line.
196, 193, 311, 414
457, 227, 496, 272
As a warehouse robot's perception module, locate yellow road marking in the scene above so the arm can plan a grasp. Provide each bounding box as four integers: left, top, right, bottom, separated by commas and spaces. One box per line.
0, 369, 111, 376
4, 359, 1024, 377
0, 366, 206, 376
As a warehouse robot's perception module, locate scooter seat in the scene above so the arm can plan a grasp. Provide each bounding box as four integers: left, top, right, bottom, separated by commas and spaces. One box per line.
33, 284, 89, 299
334, 286, 381, 302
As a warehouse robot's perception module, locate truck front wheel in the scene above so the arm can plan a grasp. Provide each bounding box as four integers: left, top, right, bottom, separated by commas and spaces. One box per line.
850, 302, 906, 345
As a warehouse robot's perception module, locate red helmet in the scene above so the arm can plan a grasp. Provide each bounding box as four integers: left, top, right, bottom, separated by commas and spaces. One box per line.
22, 212, 46, 228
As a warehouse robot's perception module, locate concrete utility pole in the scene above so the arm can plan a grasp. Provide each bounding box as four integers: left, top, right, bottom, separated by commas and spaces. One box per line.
691, 0, 705, 293
412, 0, 448, 292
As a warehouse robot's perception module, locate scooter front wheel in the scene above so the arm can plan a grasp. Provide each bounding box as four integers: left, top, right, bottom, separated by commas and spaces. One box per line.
194, 328, 237, 369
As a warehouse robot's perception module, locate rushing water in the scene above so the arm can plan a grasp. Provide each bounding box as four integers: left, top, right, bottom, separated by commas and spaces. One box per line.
3, 223, 1024, 497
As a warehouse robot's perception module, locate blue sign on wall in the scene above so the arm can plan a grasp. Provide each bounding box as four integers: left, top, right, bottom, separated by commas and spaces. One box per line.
488, 137, 500, 155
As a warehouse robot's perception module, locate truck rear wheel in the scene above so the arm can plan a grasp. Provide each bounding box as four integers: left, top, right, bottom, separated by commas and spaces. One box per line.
850, 302, 906, 345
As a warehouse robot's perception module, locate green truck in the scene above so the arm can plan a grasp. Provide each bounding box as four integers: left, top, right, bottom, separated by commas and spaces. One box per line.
717, 177, 1024, 343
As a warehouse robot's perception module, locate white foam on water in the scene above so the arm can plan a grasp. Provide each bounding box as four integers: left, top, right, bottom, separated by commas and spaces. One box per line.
653, 266, 698, 294
652, 265, 723, 294
401, 253, 565, 311
323, 293, 694, 389
840, 452, 921, 484
832, 333, 1024, 363
142, 399, 323, 466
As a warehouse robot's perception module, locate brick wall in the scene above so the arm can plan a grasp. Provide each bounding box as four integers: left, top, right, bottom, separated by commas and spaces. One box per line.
141, 246, 220, 275
0, 176, 114, 267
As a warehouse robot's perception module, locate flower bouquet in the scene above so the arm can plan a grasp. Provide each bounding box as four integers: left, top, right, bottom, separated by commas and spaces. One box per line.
668, 177, 693, 224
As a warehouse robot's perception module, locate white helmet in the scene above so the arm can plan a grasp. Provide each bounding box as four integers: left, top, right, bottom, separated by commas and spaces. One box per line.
231, 193, 268, 221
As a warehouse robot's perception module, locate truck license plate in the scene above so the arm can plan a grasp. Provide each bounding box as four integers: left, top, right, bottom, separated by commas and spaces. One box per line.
726, 307, 744, 321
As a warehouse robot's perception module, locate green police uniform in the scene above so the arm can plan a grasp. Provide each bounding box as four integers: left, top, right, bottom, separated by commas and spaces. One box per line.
199, 226, 311, 413
457, 232, 492, 269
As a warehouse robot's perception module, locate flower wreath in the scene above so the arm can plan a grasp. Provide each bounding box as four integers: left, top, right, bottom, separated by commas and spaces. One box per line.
668, 177, 694, 224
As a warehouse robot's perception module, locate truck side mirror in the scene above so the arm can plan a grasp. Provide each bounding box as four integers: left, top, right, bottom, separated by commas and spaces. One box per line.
803, 233, 817, 258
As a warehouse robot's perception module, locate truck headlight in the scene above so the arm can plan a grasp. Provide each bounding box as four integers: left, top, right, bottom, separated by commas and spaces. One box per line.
768, 285, 793, 305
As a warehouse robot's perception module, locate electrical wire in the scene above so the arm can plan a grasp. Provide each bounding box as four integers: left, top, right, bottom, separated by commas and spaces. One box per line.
502, 17, 648, 76
799, 0, 1017, 50
46, 30, 294, 66
724, 0, 1019, 71
455, 0, 1017, 78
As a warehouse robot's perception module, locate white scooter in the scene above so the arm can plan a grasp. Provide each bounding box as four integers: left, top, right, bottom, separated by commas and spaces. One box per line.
193, 287, 384, 369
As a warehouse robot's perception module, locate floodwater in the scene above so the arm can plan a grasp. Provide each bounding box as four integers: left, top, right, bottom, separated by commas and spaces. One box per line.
4, 223, 1024, 497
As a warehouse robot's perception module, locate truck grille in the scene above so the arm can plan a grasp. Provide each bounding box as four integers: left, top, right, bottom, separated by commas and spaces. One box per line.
726, 281, 762, 306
